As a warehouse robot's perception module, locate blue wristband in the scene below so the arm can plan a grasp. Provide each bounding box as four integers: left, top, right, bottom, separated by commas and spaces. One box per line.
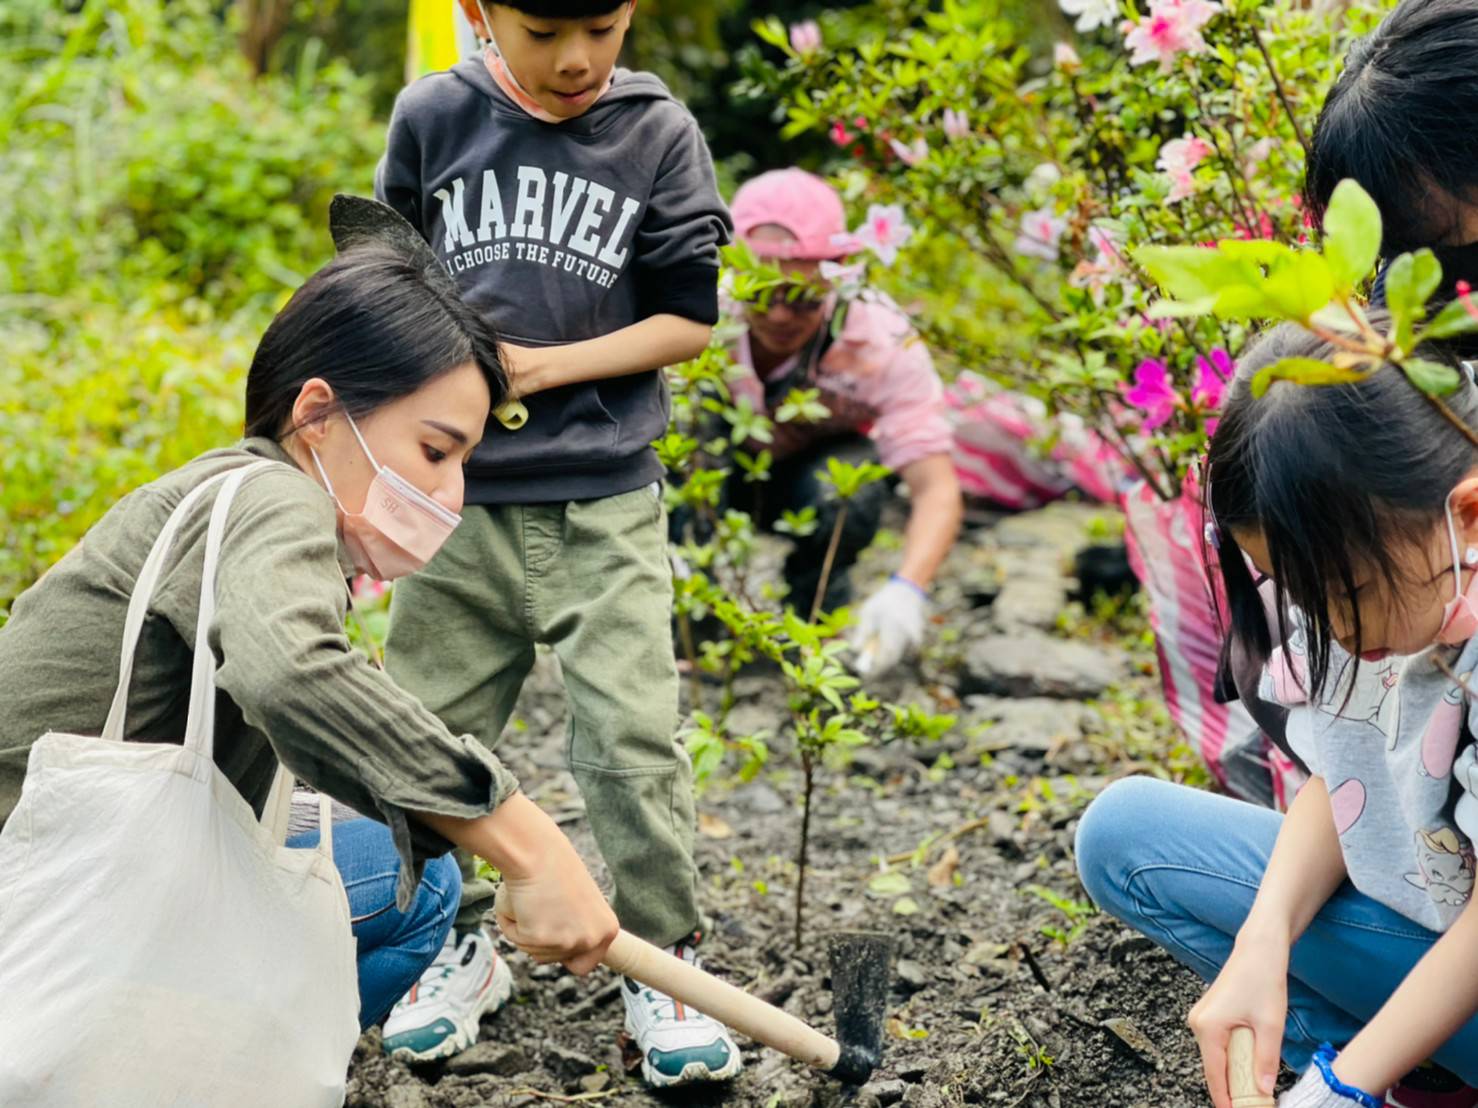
1311, 1044, 1383, 1108
889, 573, 927, 598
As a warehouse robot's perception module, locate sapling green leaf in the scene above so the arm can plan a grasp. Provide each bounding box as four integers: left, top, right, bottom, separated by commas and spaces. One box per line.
1402, 358, 1463, 397
1249, 357, 1371, 398
1321, 178, 1382, 294
1417, 298, 1478, 344
1385, 249, 1442, 351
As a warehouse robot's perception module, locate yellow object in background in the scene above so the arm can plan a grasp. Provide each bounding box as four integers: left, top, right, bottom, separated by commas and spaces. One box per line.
406, 0, 477, 82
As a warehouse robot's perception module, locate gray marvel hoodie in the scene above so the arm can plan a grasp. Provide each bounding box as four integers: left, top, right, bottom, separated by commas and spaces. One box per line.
376, 60, 731, 504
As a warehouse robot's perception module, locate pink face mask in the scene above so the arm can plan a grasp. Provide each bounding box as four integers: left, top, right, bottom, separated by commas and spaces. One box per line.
1436, 490, 1478, 644
311, 414, 461, 582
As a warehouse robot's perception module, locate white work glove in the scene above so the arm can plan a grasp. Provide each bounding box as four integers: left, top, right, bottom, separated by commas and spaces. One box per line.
850, 574, 928, 678
1277, 1047, 1383, 1108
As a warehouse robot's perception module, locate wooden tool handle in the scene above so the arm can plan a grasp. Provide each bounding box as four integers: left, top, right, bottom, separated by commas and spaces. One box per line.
603, 929, 842, 1071
1228, 1027, 1275, 1108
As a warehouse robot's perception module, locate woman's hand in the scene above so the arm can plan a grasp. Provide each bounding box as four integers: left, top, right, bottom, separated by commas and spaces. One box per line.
415, 793, 619, 975
1189, 931, 1291, 1108
493, 827, 620, 975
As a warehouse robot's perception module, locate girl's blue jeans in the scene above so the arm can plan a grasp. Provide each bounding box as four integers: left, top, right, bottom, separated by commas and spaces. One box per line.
288, 818, 461, 1030
1074, 776, 1478, 1083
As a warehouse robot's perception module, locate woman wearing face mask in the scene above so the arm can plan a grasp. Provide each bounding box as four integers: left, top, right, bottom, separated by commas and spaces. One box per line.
0, 199, 618, 1038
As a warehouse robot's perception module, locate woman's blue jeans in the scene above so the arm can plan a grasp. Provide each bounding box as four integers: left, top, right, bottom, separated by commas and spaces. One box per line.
288, 818, 461, 1030
1074, 776, 1478, 1082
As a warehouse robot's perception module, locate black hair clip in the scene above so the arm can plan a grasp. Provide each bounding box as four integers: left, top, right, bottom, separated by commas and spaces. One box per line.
328, 194, 455, 297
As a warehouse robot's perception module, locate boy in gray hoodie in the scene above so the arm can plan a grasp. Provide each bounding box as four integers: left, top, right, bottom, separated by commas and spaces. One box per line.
372, 0, 738, 1086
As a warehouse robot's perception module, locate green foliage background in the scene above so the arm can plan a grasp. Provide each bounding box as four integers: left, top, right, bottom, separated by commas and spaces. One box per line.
1, 0, 383, 612
0, 0, 1392, 615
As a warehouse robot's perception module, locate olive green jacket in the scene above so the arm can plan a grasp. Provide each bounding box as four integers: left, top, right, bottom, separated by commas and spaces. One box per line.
0, 438, 519, 907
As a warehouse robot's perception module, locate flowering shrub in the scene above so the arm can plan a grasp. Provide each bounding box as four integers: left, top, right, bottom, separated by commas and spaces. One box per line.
740, 0, 1389, 498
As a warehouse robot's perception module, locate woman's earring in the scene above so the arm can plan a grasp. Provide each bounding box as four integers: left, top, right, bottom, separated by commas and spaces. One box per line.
1464, 547, 1478, 567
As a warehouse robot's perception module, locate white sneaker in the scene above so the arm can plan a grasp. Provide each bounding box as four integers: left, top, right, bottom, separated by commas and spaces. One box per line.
622, 937, 743, 1086
382, 927, 513, 1063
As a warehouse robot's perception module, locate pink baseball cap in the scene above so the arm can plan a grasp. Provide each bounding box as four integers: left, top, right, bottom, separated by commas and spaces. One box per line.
730, 168, 849, 261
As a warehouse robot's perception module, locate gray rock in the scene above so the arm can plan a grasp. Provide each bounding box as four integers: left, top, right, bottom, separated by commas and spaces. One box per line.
543, 1045, 599, 1081
966, 697, 1086, 754
384, 1087, 431, 1108
991, 579, 1067, 632
993, 504, 1104, 555
1102, 1015, 1165, 1070
894, 959, 928, 993
988, 809, 1019, 849
960, 635, 1124, 700
860, 1079, 908, 1106
445, 1042, 533, 1077
734, 781, 787, 815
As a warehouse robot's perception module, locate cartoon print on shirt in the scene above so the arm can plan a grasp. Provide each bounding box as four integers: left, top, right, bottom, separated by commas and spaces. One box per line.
1267, 623, 1309, 706
1328, 777, 1368, 836
1317, 652, 1402, 751
1421, 679, 1468, 779
1403, 826, 1476, 907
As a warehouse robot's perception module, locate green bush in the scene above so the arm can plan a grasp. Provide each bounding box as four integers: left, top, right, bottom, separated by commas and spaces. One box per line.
0, 0, 384, 614
1, 311, 249, 611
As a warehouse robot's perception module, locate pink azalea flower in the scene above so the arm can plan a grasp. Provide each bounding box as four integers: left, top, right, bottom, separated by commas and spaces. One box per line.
1122, 0, 1221, 72
1069, 225, 1129, 298
1192, 348, 1233, 409
1123, 358, 1179, 430
888, 136, 929, 166
819, 259, 867, 300
789, 20, 822, 56
848, 204, 914, 266
1013, 207, 1069, 262
352, 575, 389, 602
830, 120, 852, 147
1243, 137, 1275, 177
1156, 134, 1212, 202
1054, 41, 1082, 71
942, 108, 970, 141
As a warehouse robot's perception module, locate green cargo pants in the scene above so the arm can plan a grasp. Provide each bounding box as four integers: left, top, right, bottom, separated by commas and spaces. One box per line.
384, 485, 698, 946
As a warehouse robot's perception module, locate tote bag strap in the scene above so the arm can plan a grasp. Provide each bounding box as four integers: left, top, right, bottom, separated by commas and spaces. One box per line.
180, 462, 268, 758
261, 765, 337, 862
188, 465, 336, 861
101, 458, 336, 861
100, 465, 262, 742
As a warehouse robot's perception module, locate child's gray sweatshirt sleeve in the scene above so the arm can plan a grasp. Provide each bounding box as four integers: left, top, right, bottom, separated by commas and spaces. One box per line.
633, 115, 733, 325
374, 94, 423, 233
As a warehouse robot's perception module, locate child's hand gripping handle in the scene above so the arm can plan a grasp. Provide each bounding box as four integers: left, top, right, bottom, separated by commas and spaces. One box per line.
1229, 1027, 1276, 1108
602, 930, 843, 1070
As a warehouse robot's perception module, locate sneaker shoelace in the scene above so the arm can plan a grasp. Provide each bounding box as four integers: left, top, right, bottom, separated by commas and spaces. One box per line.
629, 940, 702, 1025
404, 933, 478, 1006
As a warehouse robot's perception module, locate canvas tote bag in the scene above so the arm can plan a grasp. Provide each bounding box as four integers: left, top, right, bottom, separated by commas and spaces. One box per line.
0, 461, 360, 1106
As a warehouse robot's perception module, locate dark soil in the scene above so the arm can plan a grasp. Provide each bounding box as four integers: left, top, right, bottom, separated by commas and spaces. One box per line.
347, 502, 1218, 1108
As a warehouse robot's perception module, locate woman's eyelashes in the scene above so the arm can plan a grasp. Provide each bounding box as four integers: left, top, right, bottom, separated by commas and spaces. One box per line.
423, 445, 448, 464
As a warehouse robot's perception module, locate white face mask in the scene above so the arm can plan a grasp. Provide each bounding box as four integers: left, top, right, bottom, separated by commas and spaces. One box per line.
310, 413, 461, 581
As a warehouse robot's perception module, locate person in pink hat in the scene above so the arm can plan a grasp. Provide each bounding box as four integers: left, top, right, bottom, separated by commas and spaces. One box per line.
722, 168, 964, 678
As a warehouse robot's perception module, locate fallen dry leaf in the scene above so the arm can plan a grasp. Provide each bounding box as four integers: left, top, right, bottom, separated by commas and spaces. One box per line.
698, 812, 734, 839
927, 844, 960, 887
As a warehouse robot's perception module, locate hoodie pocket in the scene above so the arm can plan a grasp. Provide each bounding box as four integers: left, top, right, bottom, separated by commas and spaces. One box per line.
477, 382, 619, 473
